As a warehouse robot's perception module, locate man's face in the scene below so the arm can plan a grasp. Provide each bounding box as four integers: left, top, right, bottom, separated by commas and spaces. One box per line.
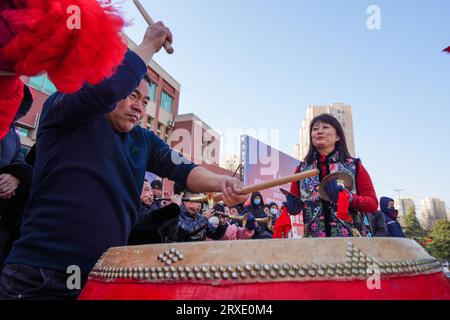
140, 181, 153, 205
105, 79, 150, 133
152, 188, 162, 198
184, 201, 201, 216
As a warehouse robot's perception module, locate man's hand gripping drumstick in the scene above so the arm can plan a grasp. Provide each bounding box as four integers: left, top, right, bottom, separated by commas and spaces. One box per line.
133, 0, 174, 55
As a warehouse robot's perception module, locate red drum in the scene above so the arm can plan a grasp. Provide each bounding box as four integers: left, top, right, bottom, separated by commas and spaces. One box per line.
79, 238, 450, 300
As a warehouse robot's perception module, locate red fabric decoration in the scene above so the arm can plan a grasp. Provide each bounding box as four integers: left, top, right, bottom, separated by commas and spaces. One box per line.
444, 46, 450, 53
289, 165, 301, 197
273, 206, 292, 238
337, 190, 352, 222
79, 273, 450, 300
1, 0, 127, 93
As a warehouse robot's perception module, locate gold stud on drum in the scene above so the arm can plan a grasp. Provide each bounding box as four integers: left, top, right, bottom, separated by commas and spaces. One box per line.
308, 269, 316, 277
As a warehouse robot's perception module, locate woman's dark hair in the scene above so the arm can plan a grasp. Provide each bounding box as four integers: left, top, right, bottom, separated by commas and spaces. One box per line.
304, 113, 352, 164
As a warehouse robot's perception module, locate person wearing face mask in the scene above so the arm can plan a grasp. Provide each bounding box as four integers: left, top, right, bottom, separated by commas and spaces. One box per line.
279, 114, 378, 238
380, 197, 405, 238
267, 202, 280, 226
244, 192, 272, 239
268, 202, 280, 217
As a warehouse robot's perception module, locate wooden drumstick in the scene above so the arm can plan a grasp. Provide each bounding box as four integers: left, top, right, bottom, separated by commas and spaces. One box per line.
0, 70, 16, 76
133, 0, 174, 55
240, 169, 319, 195
207, 169, 319, 206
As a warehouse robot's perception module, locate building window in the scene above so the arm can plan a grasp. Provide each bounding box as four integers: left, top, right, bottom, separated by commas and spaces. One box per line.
28, 74, 57, 95
29, 74, 45, 89
149, 81, 156, 101
161, 91, 173, 113
16, 127, 29, 137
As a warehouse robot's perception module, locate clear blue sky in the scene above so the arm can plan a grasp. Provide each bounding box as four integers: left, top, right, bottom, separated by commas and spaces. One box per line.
119, 0, 450, 215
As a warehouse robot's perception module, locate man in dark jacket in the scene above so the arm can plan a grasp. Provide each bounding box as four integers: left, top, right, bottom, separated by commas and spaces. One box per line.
128, 179, 181, 245
244, 192, 272, 239
369, 210, 388, 237
0, 23, 247, 300
174, 192, 227, 242
380, 197, 405, 238
0, 85, 33, 267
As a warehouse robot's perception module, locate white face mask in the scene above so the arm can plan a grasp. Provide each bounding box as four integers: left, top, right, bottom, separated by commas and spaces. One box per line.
270, 208, 278, 215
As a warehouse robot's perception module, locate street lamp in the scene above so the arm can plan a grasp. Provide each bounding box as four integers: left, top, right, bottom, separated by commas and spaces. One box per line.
394, 189, 404, 216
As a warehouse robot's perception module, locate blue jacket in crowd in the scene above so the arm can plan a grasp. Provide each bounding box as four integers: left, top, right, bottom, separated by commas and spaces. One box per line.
380, 197, 405, 238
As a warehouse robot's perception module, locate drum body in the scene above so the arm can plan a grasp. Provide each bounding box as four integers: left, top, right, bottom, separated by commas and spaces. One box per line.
79, 238, 450, 300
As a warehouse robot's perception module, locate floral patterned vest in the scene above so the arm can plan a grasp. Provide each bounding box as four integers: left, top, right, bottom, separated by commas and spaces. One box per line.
298, 150, 370, 238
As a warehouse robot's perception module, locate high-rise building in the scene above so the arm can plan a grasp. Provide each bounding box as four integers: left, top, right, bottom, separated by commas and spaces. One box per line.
220, 154, 240, 174
293, 144, 301, 161
420, 198, 447, 230
396, 198, 415, 218
298, 103, 355, 160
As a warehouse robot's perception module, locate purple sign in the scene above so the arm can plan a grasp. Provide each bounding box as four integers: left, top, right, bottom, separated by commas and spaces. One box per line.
241, 135, 300, 206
